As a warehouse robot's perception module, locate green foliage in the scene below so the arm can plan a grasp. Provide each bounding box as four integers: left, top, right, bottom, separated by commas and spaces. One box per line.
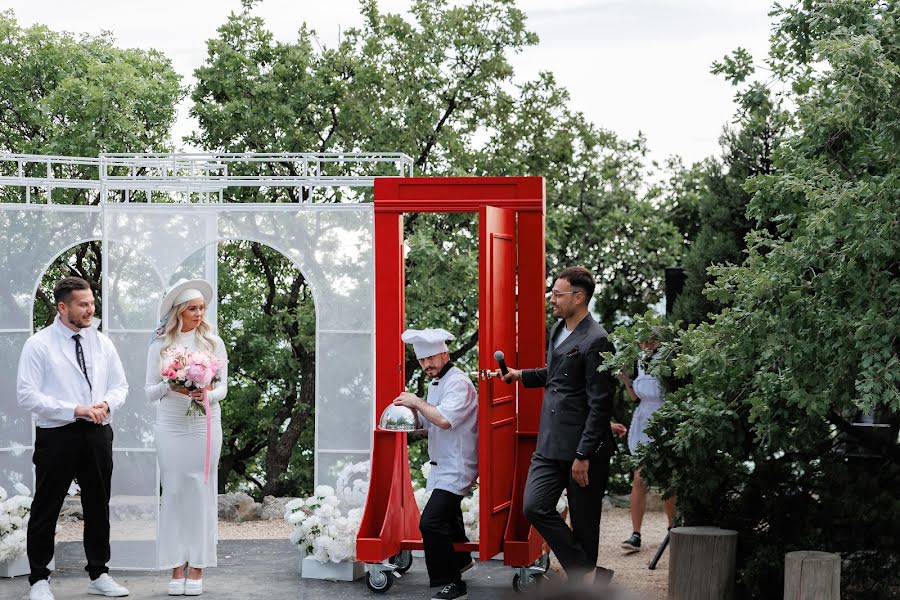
673, 51, 789, 325
190, 0, 681, 495
31, 243, 103, 331
605, 2, 900, 597
475, 74, 684, 326
0, 10, 182, 204
0, 9, 181, 323
216, 241, 316, 497
658, 157, 708, 246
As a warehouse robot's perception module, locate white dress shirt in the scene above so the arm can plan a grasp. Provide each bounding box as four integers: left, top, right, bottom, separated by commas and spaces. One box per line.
418, 365, 479, 496
17, 316, 128, 428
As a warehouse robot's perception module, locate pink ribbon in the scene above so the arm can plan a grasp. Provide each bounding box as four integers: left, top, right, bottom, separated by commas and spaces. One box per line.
203, 389, 211, 484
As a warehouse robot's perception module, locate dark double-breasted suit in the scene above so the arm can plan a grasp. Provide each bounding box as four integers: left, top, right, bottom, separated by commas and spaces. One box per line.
521, 313, 616, 575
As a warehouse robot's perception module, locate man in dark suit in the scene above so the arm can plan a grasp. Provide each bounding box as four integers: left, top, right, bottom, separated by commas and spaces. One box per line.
501, 266, 616, 583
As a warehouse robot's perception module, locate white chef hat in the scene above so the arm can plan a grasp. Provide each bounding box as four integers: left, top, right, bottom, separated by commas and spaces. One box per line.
402, 328, 455, 359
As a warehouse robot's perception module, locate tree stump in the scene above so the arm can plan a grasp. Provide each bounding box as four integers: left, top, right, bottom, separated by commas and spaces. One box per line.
784, 551, 840, 600
668, 526, 738, 600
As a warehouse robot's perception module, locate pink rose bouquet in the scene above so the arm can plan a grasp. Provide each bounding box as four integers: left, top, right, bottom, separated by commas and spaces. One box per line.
160, 347, 226, 416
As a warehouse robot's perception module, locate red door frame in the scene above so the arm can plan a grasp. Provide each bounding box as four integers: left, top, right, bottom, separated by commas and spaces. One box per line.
356, 177, 547, 567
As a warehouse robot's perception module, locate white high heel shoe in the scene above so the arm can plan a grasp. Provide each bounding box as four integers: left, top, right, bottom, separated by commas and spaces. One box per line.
184, 579, 203, 596
167, 579, 186, 596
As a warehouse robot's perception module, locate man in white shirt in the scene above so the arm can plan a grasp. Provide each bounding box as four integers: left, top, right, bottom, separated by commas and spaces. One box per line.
393, 328, 478, 600
17, 277, 130, 599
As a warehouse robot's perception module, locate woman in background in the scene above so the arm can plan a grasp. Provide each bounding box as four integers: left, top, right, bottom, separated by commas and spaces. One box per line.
619, 334, 675, 554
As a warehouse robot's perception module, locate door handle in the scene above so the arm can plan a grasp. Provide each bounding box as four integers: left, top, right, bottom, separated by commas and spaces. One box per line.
478, 369, 497, 381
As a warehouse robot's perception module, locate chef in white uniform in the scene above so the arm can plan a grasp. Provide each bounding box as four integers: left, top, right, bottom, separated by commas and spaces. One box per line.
393, 328, 478, 600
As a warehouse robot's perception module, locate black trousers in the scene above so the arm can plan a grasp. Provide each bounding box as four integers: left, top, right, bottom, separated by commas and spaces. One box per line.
522, 452, 611, 577
419, 489, 472, 587
28, 420, 113, 585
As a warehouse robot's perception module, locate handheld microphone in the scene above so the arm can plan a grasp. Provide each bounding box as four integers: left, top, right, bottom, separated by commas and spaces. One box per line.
494, 350, 511, 383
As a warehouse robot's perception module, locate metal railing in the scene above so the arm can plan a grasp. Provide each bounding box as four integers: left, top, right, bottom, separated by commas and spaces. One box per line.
0, 152, 414, 204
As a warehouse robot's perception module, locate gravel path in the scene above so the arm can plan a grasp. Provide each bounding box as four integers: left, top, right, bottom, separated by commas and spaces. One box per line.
58, 506, 668, 599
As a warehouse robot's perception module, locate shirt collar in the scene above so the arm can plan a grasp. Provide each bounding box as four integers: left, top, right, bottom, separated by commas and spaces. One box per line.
54, 315, 84, 340
431, 362, 454, 385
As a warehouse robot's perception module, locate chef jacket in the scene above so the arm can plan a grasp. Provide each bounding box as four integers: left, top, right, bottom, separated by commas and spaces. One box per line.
418, 364, 478, 496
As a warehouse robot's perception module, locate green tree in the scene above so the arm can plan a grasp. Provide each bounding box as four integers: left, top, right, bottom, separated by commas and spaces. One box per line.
192, 0, 681, 495
604, 1, 900, 597
0, 10, 181, 172
215, 242, 316, 496
475, 73, 684, 327
672, 66, 789, 325
0, 10, 181, 326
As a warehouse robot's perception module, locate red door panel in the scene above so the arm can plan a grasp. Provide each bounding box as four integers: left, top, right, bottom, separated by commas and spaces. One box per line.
478, 205, 517, 560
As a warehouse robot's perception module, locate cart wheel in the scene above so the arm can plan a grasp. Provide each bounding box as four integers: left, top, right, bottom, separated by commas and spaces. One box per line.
512, 572, 545, 593
534, 553, 550, 571
390, 550, 413, 574
366, 570, 394, 594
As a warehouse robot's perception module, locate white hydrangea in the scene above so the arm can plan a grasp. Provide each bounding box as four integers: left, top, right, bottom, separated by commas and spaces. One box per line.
413, 488, 432, 511
284, 498, 305, 512
461, 486, 480, 540
314, 485, 335, 497
284, 460, 493, 564
286, 510, 305, 525
326, 538, 355, 563
314, 504, 337, 519
289, 527, 304, 545
0, 482, 33, 562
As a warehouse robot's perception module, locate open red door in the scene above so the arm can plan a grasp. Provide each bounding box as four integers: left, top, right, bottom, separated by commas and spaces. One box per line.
477, 205, 517, 560
361, 177, 544, 575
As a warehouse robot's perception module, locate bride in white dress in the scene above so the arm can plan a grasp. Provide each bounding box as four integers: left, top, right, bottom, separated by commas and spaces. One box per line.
145, 279, 227, 596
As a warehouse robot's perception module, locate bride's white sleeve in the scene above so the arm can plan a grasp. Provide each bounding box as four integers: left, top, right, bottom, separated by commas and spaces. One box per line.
145, 341, 169, 402
207, 336, 228, 404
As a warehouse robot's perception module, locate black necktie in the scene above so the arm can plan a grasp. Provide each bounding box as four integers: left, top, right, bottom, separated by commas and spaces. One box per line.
73, 334, 92, 391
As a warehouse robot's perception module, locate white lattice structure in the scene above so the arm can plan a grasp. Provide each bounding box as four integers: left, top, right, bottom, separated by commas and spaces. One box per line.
0, 152, 411, 568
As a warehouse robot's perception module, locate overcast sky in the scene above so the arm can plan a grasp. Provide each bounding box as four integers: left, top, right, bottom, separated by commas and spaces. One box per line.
5, 0, 775, 166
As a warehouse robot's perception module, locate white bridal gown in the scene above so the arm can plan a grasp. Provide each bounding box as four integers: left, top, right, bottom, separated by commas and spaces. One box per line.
145, 330, 227, 569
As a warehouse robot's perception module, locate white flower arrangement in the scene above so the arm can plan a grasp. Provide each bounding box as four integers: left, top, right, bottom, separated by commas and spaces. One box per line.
284, 459, 569, 564
284, 462, 371, 564
0, 483, 33, 564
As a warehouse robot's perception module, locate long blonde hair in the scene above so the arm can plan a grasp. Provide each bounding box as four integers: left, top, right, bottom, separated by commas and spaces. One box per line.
158, 299, 216, 355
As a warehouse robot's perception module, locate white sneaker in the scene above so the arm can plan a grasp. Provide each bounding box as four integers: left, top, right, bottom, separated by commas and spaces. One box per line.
29, 579, 55, 600
87, 573, 130, 597
184, 579, 203, 596
168, 578, 186, 596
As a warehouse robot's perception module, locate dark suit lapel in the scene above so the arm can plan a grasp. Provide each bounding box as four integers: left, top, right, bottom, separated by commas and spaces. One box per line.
547, 315, 593, 380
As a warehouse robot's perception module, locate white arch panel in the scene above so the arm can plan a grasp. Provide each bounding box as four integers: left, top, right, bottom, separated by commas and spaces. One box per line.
0, 202, 376, 570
